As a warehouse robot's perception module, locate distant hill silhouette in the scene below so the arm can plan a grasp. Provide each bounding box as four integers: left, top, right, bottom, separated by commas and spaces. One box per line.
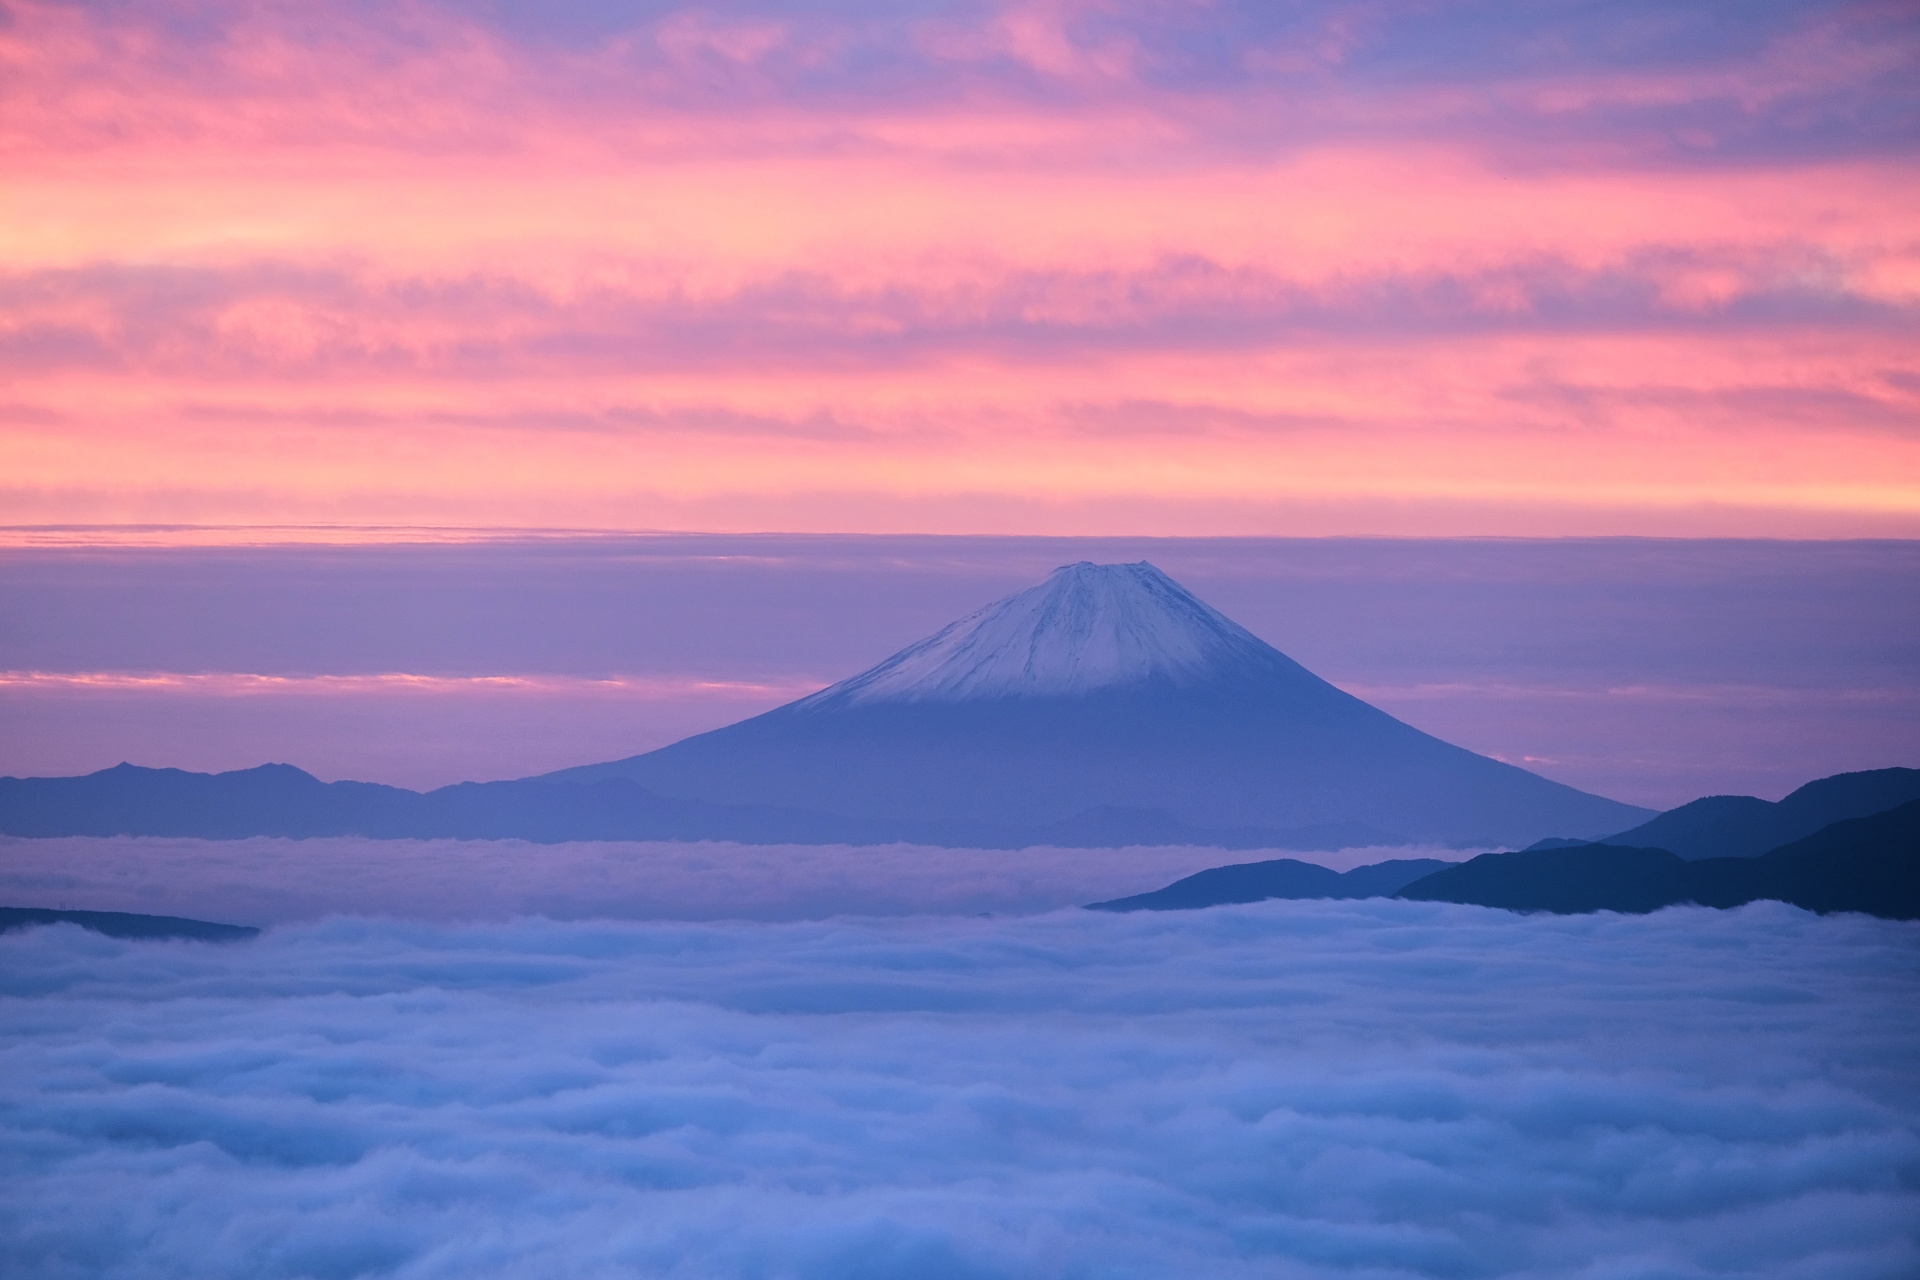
0, 907, 259, 941
549, 562, 1651, 845
1536, 768, 1920, 860
1086, 858, 1455, 912
1091, 774, 1920, 920
1680, 800, 1920, 917
1399, 799, 1920, 920
1399, 844, 1694, 915
0, 762, 1407, 851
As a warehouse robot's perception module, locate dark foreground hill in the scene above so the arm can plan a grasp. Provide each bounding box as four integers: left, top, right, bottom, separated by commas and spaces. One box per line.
1540, 767, 1920, 860
1086, 858, 1454, 912
0, 907, 259, 941
1091, 795, 1920, 922
1401, 800, 1920, 920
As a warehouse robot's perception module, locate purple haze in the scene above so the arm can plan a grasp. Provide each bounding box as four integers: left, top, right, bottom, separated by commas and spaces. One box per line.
1, 534, 1915, 808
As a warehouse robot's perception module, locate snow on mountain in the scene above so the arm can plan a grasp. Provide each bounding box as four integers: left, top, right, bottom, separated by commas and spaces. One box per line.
803, 561, 1287, 705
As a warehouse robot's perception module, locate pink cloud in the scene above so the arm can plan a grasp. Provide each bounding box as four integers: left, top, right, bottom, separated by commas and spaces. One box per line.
0, 0, 1914, 535
4, 245, 1912, 379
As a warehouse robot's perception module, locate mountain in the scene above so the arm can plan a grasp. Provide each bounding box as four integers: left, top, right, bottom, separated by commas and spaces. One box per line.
1396, 844, 1694, 915
0, 762, 420, 840
548, 561, 1653, 845
1681, 800, 1920, 917
1560, 767, 1920, 859
0, 907, 259, 942
1397, 799, 1920, 920
1085, 858, 1456, 912
0, 762, 878, 843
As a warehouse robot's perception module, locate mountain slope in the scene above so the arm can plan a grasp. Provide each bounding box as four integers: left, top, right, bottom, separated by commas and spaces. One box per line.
1594, 767, 1920, 859
1085, 858, 1455, 912
551, 561, 1653, 844
1397, 845, 1693, 915
800, 560, 1300, 704
1684, 799, 1920, 916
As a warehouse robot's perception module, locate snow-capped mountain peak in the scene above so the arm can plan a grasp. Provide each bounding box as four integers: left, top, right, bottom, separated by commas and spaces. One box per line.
802, 561, 1288, 705
553, 558, 1658, 844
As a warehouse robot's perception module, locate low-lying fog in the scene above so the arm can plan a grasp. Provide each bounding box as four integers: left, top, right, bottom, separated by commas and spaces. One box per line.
4, 897, 1915, 1279
0, 836, 1460, 924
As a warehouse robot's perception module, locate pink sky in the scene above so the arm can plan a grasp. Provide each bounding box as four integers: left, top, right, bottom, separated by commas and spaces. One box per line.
3, 0, 1917, 536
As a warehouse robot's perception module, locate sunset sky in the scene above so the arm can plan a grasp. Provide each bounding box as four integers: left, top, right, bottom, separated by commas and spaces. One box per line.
6, 0, 1918, 537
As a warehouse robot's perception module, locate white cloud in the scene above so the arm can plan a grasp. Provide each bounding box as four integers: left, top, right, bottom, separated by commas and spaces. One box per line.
1, 898, 1915, 1278
0, 835, 1456, 924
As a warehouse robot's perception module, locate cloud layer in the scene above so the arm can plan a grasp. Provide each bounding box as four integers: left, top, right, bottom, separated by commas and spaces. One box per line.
0, 835, 1413, 924
2, 898, 1915, 1278
3, 0, 1916, 533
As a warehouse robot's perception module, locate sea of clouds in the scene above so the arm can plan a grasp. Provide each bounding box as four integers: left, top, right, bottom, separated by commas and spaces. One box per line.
0, 835, 1442, 925
3, 893, 1917, 1279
